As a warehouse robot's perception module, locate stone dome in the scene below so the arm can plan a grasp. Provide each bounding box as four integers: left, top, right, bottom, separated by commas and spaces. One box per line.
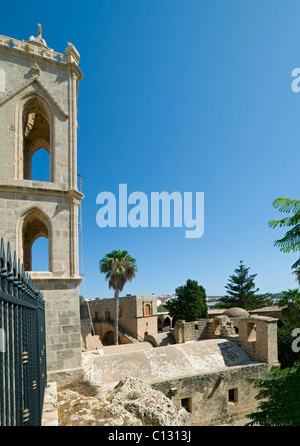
223, 307, 249, 318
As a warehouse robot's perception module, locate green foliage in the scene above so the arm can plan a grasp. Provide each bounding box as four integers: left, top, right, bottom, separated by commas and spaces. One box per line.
246, 361, 300, 426
166, 279, 208, 322
99, 249, 137, 293
277, 288, 300, 325
157, 304, 168, 313
277, 288, 300, 307
247, 198, 300, 425
99, 249, 137, 345
292, 267, 300, 285
275, 288, 300, 369
269, 197, 300, 269
216, 260, 273, 310
79, 295, 85, 303
278, 322, 300, 369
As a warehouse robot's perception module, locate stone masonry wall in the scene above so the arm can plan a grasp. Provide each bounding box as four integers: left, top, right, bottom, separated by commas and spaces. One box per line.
80, 295, 158, 341
35, 278, 83, 382
173, 315, 279, 368
152, 363, 268, 426
0, 32, 84, 383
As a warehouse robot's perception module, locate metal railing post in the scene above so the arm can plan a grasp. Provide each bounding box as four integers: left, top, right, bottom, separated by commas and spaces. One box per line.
0, 237, 46, 426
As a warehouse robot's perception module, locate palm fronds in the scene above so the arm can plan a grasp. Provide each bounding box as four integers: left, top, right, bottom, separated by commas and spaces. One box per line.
269, 198, 300, 269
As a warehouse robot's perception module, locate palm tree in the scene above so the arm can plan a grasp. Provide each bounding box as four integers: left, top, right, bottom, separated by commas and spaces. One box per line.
292, 267, 300, 286
99, 250, 137, 345
269, 198, 300, 270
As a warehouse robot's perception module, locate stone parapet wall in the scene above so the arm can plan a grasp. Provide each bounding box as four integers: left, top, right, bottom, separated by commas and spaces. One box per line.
234, 316, 279, 367
173, 314, 279, 367
174, 319, 210, 343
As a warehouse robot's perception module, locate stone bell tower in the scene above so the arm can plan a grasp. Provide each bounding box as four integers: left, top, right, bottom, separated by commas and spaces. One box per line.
0, 26, 84, 382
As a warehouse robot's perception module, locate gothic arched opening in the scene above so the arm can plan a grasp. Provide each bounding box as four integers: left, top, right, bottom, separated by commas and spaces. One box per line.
22, 98, 51, 181
21, 209, 51, 272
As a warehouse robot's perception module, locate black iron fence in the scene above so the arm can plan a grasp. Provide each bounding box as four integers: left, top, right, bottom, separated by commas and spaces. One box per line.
0, 238, 47, 426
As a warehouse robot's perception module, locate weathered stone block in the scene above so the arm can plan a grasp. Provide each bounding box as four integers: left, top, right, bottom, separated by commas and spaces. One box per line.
0, 29, 84, 382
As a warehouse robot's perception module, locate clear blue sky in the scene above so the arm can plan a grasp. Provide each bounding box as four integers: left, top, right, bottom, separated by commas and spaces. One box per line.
2, 1, 300, 299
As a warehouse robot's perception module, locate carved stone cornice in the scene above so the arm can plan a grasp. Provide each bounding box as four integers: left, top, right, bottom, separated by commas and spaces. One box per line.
0, 183, 84, 201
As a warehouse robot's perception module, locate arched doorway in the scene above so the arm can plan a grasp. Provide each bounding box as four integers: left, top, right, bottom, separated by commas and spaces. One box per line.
163, 317, 171, 328
102, 330, 121, 346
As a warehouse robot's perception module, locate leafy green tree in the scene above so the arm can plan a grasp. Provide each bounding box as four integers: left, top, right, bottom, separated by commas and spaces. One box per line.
246, 362, 300, 426
269, 198, 300, 270
275, 288, 300, 369
166, 279, 208, 323
157, 304, 168, 313
216, 260, 272, 310
278, 322, 300, 369
247, 198, 300, 424
277, 288, 300, 325
277, 288, 300, 306
99, 249, 137, 345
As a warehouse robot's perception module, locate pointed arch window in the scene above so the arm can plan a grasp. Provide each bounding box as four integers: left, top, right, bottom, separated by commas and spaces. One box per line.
21, 209, 51, 272
21, 97, 51, 181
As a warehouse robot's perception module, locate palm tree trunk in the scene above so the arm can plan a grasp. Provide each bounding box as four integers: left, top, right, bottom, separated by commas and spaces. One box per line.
114, 288, 119, 345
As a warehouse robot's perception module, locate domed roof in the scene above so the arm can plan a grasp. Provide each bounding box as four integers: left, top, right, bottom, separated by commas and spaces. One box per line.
223, 307, 249, 318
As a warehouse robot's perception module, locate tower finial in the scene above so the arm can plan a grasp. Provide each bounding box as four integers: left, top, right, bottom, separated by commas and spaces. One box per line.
28, 24, 47, 48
